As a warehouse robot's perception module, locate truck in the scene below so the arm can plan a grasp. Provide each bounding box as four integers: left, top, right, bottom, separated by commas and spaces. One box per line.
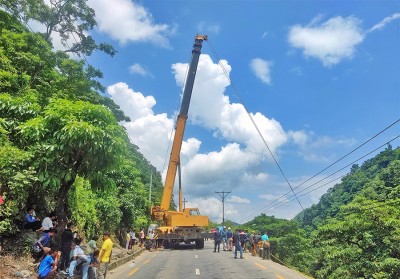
150, 35, 209, 249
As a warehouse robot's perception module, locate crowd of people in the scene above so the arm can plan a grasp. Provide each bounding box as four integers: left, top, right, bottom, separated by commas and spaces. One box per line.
212, 226, 270, 260
24, 206, 114, 279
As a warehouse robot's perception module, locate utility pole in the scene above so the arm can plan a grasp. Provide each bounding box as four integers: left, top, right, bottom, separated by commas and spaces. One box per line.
215, 191, 231, 224
149, 172, 152, 204
183, 197, 188, 210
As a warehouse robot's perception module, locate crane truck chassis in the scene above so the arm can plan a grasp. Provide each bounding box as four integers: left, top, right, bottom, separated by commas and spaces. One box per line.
150, 35, 209, 249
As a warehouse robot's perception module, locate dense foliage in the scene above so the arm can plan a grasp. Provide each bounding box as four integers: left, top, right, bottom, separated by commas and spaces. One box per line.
241, 146, 400, 278
0, 8, 163, 240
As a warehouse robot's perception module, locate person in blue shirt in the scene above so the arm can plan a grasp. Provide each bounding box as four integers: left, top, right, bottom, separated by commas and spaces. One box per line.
33, 228, 56, 260
261, 231, 270, 260
221, 226, 227, 251
37, 248, 60, 279
24, 207, 42, 231
213, 229, 221, 253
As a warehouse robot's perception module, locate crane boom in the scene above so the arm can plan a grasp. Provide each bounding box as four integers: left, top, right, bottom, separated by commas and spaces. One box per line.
159, 35, 207, 212
150, 35, 209, 249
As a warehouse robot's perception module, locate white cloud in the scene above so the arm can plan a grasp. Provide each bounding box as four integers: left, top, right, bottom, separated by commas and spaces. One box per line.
288, 130, 308, 145
107, 82, 173, 169
227, 196, 250, 204
128, 63, 152, 77
250, 58, 272, 85
107, 82, 155, 120
288, 16, 364, 66
368, 13, 400, 32
288, 130, 357, 163
258, 194, 289, 203
88, 0, 173, 46
186, 197, 239, 223
173, 54, 287, 156
108, 54, 307, 222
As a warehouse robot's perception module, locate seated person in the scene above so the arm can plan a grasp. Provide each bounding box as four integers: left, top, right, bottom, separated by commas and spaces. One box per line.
69, 238, 90, 279
37, 248, 61, 279
24, 207, 42, 231
33, 228, 56, 260
89, 249, 100, 279
41, 211, 57, 232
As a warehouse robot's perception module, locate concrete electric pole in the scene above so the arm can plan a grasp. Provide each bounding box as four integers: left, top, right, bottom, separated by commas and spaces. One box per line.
215, 191, 231, 224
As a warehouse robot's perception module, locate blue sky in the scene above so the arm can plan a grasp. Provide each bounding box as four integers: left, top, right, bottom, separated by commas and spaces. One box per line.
39, 0, 400, 223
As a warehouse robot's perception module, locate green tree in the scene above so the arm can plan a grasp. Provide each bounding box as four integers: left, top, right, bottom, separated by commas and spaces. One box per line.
18, 98, 127, 230
0, 0, 116, 57
0, 124, 37, 234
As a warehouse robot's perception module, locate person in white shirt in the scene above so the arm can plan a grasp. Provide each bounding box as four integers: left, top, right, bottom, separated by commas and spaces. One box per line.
68, 238, 90, 279
42, 212, 57, 231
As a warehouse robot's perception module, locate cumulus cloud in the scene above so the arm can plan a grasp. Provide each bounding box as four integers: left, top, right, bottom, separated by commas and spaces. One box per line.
108, 54, 305, 221
288, 130, 357, 163
128, 63, 152, 77
88, 0, 173, 46
368, 13, 400, 32
227, 196, 251, 204
186, 197, 240, 223
250, 58, 272, 84
288, 16, 364, 66
107, 82, 173, 168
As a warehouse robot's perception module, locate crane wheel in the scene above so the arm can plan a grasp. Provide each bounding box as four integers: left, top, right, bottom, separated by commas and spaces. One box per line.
195, 239, 204, 249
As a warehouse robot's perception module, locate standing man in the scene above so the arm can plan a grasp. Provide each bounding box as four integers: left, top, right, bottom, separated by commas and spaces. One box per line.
213, 228, 221, 253
139, 228, 145, 248
226, 227, 233, 251
233, 229, 243, 259
221, 226, 227, 251
249, 231, 256, 256
125, 231, 131, 250
60, 222, 74, 271
98, 231, 113, 279
261, 231, 270, 260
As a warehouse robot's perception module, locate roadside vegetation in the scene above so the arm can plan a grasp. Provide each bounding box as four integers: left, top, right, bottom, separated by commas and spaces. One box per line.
0, 2, 399, 278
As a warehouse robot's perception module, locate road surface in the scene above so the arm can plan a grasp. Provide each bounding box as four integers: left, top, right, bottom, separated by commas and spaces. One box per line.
107, 240, 311, 279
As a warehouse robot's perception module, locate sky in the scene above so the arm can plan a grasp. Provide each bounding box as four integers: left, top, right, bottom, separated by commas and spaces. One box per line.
42, 0, 400, 223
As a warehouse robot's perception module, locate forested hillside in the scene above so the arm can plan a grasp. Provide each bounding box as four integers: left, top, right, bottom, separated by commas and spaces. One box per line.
0, 8, 163, 241
241, 146, 400, 278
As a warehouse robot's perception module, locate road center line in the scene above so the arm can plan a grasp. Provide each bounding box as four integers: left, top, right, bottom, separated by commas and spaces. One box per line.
276, 275, 285, 279
195, 268, 200, 275
144, 259, 150, 265
254, 262, 267, 270
128, 267, 139, 276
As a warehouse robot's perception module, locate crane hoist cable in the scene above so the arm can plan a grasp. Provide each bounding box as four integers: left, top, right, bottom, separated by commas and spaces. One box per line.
161, 52, 193, 178
206, 39, 304, 211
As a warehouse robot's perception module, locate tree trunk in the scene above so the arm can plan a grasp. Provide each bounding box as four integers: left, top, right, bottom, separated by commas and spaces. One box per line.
55, 179, 74, 241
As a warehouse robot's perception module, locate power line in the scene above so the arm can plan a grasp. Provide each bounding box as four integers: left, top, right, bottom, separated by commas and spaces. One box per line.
241, 134, 400, 221
206, 39, 304, 211
238, 118, 400, 222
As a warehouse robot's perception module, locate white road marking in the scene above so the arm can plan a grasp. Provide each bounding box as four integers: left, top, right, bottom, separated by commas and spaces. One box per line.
195, 255, 198, 259
195, 268, 200, 275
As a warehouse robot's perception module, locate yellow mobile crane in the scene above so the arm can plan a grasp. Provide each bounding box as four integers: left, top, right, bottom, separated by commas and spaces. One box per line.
151, 35, 209, 249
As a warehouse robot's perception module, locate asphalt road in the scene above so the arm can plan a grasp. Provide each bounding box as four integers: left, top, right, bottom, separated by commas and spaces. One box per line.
107, 240, 311, 279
